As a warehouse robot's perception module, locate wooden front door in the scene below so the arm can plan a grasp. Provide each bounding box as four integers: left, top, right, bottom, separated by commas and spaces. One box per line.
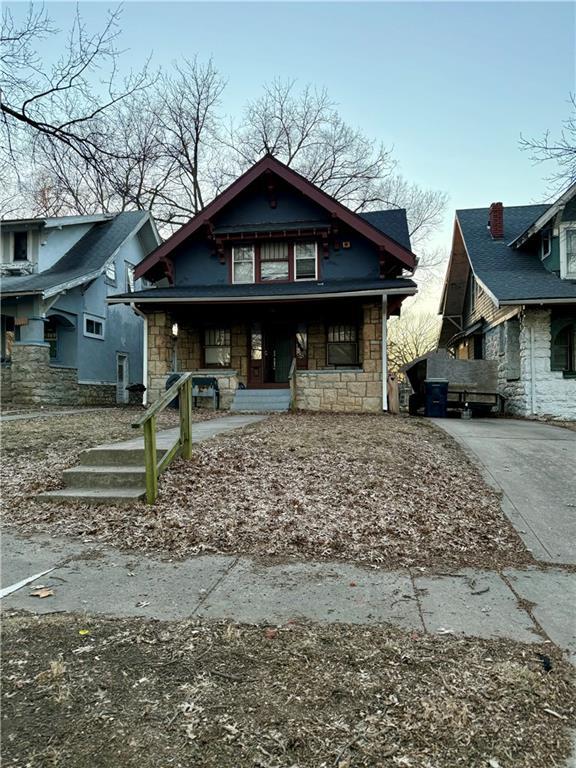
248, 323, 292, 387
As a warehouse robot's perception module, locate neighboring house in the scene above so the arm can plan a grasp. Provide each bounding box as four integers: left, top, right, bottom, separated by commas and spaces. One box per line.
109, 154, 418, 412
439, 184, 576, 419
1, 212, 161, 406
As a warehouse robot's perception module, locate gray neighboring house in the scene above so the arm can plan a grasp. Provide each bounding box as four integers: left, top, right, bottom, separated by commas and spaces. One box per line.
439, 184, 576, 419
1, 211, 161, 406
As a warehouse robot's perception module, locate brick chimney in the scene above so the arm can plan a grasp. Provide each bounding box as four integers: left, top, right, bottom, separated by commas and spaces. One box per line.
488, 202, 504, 239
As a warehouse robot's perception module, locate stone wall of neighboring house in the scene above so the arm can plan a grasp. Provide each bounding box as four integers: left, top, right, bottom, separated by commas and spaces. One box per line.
1, 364, 12, 404
78, 383, 118, 406
484, 309, 576, 418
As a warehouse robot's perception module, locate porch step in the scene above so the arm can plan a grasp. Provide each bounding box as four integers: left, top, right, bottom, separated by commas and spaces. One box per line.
37, 487, 146, 505
230, 388, 291, 413
78, 446, 164, 467
62, 465, 147, 489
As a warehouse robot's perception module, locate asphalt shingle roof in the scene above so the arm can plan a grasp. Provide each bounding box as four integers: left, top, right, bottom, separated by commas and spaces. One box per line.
110, 277, 417, 302
1, 211, 148, 296
359, 209, 411, 251
457, 205, 576, 302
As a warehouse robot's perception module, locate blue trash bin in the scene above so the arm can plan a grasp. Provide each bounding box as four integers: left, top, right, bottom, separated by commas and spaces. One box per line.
425, 378, 448, 418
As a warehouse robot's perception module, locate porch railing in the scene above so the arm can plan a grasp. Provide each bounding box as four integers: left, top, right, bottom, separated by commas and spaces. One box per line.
132, 372, 193, 504
289, 357, 297, 411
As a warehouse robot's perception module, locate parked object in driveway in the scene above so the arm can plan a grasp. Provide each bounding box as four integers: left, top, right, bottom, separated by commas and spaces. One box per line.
403, 351, 501, 415
425, 378, 449, 418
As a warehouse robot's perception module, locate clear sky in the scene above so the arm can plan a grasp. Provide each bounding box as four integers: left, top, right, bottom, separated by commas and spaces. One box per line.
9, 1, 576, 300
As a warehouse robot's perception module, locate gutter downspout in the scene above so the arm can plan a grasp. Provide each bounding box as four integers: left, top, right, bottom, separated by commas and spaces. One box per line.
131, 304, 148, 406
381, 294, 388, 411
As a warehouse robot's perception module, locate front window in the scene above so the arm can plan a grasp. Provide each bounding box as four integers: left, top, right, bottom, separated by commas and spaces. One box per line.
296, 323, 308, 368
204, 327, 231, 367
13, 232, 28, 261
551, 318, 576, 373
260, 242, 289, 281
232, 246, 255, 284
294, 242, 317, 280
327, 324, 358, 366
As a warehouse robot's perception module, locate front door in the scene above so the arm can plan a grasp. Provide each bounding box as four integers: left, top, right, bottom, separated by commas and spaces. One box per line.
248, 323, 292, 387
116, 353, 129, 404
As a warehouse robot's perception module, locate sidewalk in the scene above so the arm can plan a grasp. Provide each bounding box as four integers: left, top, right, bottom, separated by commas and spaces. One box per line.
2, 530, 574, 662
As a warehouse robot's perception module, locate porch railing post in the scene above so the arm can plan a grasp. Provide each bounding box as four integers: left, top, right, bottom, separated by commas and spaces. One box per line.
180, 377, 193, 459
143, 414, 158, 503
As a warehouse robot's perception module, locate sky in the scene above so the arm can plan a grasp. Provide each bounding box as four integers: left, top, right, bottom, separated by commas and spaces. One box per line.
8, 1, 576, 308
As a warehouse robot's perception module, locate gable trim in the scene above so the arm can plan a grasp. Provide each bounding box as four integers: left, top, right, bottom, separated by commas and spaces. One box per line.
134, 155, 416, 280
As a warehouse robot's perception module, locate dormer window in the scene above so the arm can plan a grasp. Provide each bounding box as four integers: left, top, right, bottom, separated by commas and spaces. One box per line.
13, 232, 28, 262
540, 229, 551, 260
559, 224, 576, 278
231, 241, 318, 284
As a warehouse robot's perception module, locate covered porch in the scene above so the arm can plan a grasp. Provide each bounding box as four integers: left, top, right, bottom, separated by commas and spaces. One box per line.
143, 295, 393, 412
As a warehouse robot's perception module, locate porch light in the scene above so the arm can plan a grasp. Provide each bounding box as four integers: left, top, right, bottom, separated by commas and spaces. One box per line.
172, 323, 179, 337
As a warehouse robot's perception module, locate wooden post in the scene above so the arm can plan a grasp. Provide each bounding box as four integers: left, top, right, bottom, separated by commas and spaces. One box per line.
143, 414, 158, 503
180, 377, 193, 459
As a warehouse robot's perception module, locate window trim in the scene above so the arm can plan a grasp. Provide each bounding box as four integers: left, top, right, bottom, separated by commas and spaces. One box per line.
559, 223, 576, 279
294, 242, 318, 281
105, 259, 117, 285
540, 229, 552, 261
231, 241, 319, 284
83, 313, 105, 340
202, 326, 232, 368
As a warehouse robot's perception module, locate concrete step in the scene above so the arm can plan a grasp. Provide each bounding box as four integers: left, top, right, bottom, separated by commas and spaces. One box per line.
79, 447, 164, 467
62, 465, 146, 489
37, 487, 146, 505
231, 388, 291, 413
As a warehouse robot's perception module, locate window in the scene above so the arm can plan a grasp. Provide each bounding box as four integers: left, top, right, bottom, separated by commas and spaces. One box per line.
232, 246, 255, 284
105, 260, 117, 283
551, 318, 576, 373
204, 327, 231, 367
296, 323, 308, 368
260, 242, 289, 281
13, 232, 28, 261
327, 324, 358, 366
84, 314, 105, 339
250, 324, 262, 361
126, 263, 135, 292
560, 225, 576, 278
44, 321, 58, 359
294, 242, 318, 280
541, 230, 551, 260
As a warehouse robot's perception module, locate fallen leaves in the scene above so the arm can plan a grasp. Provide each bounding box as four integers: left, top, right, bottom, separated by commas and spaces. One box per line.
29, 588, 54, 599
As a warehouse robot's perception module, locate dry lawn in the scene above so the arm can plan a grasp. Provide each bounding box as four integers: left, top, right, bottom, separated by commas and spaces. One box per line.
2, 611, 574, 768
3, 412, 531, 569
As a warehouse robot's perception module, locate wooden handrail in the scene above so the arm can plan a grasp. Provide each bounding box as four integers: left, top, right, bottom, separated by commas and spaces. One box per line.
288, 357, 297, 412
132, 372, 194, 504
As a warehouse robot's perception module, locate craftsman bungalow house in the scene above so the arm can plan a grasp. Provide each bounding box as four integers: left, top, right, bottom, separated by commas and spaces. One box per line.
1, 211, 160, 406
439, 183, 576, 418
110, 155, 418, 412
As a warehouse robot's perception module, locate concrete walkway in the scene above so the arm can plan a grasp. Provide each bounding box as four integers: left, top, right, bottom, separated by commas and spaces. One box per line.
432, 418, 576, 565
1, 408, 102, 423
2, 531, 575, 661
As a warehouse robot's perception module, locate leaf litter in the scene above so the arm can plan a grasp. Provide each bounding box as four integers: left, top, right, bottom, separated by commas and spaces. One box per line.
4, 412, 534, 569
2, 611, 574, 768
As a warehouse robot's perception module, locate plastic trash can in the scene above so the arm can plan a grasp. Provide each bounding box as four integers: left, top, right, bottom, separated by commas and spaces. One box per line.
425, 378, 449, 418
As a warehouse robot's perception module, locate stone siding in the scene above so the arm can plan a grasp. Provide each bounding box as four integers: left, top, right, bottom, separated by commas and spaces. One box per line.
484, 309, 576, 419
78, 383, 118, 406
1, 364, 12, 404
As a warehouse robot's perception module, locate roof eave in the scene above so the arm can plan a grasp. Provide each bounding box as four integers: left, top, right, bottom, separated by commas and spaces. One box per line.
509, 181, 576, 249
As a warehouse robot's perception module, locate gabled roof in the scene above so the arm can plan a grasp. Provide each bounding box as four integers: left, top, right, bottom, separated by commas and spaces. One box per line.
455, 205, 576, 304
510, 181, 576, 249
358, 209, 411, 251
108, 277, 417, 305
1, 211, 152, 298
134, 154, 417, 280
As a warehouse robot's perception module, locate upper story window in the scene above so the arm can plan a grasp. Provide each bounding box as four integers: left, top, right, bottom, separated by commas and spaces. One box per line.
84, 314, 105, 340
560, 224, 576, 278
13, 231, 28, 262
540, 229, 552, 260
125, 263, 135, 292
105, 260, 117, 283
231, 241, 318, 284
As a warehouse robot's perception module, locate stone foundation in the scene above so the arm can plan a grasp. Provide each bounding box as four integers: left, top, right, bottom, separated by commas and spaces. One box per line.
1, 364, 12, 404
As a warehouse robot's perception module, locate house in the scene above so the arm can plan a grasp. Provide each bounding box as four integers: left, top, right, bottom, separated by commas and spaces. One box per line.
108, 155, 418, 412
1, 211, 161, 406
439, 184, 576, 419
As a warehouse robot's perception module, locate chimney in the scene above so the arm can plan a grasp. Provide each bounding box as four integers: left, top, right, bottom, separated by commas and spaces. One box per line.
488, 202, 504, 239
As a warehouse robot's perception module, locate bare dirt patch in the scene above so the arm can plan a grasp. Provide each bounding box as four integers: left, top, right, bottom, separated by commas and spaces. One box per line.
4, 413, 532, 569
2, 611, 574, 768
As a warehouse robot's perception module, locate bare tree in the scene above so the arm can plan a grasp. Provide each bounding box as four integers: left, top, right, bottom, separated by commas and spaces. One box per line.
227, 79, 447, 248
1, 4, 150, 177
387, 311, 441, 373
520, 94, 576, 192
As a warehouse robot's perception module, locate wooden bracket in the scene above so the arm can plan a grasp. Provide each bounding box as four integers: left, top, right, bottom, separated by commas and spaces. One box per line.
161, 257, 175, 285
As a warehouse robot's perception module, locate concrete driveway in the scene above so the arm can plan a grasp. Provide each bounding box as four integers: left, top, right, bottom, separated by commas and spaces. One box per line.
433, 418, 576, 565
